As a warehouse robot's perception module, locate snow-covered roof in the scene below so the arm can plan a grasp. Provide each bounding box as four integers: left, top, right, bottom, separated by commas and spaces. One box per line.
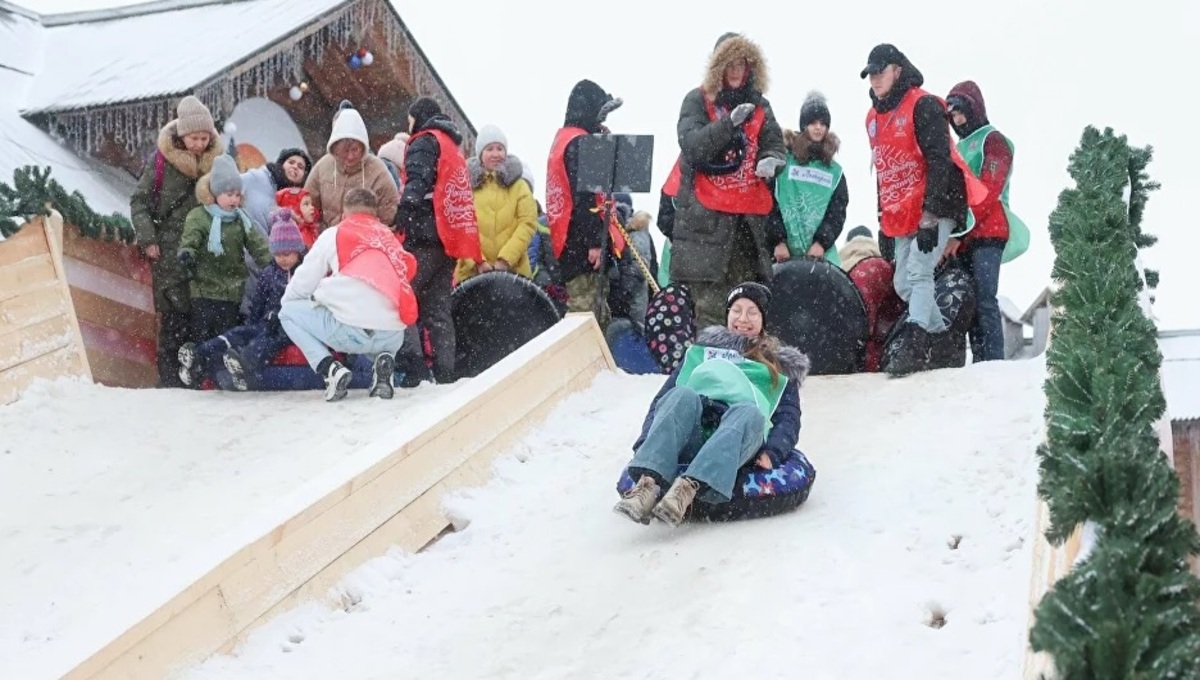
24, 0, 350, 114
0, 5, 134, 215
1160, 330, 1200, 423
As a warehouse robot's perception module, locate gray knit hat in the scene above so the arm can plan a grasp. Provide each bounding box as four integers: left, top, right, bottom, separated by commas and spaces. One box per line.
175, 95, 216, 137
209, 155, 242, 195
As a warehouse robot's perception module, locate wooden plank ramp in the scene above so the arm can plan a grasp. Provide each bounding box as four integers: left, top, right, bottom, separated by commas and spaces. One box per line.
63, 312, 615, 680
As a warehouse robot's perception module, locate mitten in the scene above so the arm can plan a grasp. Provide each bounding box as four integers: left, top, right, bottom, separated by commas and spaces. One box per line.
755, 157, 785, 179
729, 102, 756, 126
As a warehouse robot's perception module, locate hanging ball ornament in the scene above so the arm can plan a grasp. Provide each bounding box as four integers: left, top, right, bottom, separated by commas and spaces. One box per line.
289, 85, 303, 101
223, 120, 237, 136
299, 81, 309, 92
357, 48, 368, 58
361, 51, 374, 66
348, 53, 362, 70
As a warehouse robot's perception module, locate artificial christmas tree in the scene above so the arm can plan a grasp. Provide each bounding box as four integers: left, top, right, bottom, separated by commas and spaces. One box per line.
1030, 126, 1200, 677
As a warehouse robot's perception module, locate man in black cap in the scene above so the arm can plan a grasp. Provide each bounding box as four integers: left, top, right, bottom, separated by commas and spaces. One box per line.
860, 43, 982, 376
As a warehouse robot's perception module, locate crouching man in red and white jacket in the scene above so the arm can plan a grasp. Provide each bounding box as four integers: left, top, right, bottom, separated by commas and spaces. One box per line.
279, 188, 419, 402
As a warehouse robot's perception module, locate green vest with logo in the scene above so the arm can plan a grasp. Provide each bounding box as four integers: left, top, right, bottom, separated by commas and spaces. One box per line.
774, 154, 842, 266
676, 344, 787, 438
956, 125, 1029, 263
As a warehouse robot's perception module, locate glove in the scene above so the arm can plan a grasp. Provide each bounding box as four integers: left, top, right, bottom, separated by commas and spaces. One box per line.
755, 157, 785, 179
729, 102, 756, 126
177, 250, 196, 278
916, 211, 939, 253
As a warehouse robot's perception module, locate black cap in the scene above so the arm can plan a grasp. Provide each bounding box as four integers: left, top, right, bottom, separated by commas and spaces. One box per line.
860, 43, 905, 79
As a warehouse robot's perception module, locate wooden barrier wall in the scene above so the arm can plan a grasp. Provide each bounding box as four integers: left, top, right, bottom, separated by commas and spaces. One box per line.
64, 313, 616, 680
0, 212, 92, 405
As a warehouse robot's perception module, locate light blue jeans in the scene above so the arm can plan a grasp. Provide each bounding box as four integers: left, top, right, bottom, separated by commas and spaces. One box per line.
893, 218, 953, 332
627, 386, 765, 502
279, 300, 406, 371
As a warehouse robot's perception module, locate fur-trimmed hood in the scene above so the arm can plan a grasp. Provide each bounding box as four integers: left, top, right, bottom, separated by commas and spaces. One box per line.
703, 34, 770, 98
783, 129, 840, 165
468, 154, 524, 190
694, 326, 810, 385
156, 120, 223, 180
194, 173, 216, 206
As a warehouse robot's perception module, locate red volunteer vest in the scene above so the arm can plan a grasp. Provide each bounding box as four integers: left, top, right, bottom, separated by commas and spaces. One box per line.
662, 157, 681, 198
545, 126, 626, 259
690, 98, 774, 215
402, 129, 483, 262
866, 87, 987, 238
335, 213, 420, 326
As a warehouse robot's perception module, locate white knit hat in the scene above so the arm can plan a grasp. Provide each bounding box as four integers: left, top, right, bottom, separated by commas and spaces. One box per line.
473, 124, 507, 158
377, 133, 408, 168
327, 107, 370, 153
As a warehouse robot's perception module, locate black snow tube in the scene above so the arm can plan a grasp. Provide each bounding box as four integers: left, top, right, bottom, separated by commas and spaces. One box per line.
615, 449, 817, 522
880, 261, 977, 371
451, 271, 562, 379
766, 258, 868, 375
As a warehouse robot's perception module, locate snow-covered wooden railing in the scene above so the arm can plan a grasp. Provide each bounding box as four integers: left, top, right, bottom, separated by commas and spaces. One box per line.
60, 313, 616, 680
0, 209, 92, 404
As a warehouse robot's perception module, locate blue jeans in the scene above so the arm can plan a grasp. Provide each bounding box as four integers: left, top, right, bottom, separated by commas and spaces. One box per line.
627, 386, 765, 502
893, 219, 953, 333
195, 323, 290, 388
279, 300, 406, 371
964, 244, 1004, 361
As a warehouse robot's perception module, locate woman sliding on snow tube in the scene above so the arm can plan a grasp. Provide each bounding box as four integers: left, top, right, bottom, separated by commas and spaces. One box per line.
614, 282, 811, 526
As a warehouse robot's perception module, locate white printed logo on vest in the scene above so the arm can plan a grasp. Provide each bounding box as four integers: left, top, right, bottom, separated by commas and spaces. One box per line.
787, 165, 835, 188
702, 347, 743, 363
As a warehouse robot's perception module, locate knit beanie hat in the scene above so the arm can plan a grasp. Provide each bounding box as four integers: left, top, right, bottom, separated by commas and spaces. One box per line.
175, 95, 216, 137
726, 281, 771, 327
209, 155, 242, 195
846, 225, 873, 241
267, 209, 305, 254
474, 124, 508, 158
408, 97, 442, 131
377, 133, 409, 168
799, 91, 831, 129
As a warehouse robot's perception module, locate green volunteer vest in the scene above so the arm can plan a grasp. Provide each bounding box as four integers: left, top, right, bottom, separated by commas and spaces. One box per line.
957, 125, 1029, 263
676, 344, 787, 438
658, 239, 672, 288
774, 154, 842, 266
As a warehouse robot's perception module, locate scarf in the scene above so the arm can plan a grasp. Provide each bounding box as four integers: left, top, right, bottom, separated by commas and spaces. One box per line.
204, 203, 253, 256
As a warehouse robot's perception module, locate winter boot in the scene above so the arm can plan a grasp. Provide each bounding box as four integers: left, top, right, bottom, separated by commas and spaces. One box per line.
318, 357, 352, 402
369, 352, 396, 400
222, 348, 249, 392
652, 476, 700, 527
613, 475, 661, 524
177, 342, 201, 388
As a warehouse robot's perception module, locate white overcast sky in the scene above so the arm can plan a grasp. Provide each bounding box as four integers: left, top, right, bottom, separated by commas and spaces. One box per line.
22, 0, 1200, 330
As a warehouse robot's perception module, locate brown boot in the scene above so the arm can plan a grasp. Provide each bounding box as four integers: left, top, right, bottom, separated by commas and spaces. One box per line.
613, 475, 661, 524
652, 477, 700, 527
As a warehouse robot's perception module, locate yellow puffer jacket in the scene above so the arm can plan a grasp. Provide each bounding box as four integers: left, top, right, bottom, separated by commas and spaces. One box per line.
456, 154, 538, 282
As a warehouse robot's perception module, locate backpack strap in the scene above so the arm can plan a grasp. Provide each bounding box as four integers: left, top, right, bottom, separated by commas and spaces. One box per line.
149, 150, 166, 215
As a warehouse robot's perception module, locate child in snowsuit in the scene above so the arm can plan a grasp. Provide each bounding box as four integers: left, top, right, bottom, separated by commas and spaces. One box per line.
177, 154, 271, 343
177, 211, 307, 389
275, 186, 322, 248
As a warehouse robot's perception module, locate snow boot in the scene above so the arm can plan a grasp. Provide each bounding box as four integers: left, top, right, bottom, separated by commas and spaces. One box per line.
652, 476, 700, 527
222, 348, 249, 392
177, 342, 201, 388
318, 357, 352, 402
369, 352, 396, 400
613, 475, 661, 524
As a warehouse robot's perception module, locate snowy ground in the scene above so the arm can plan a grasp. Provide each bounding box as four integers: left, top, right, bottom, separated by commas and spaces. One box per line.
183, 359, 1046, 680
0, 378, 455, 679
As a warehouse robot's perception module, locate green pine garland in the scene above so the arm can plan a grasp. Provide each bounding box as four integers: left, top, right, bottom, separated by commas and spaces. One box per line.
0, 166, 134, 243
1031, 126, 1200, 677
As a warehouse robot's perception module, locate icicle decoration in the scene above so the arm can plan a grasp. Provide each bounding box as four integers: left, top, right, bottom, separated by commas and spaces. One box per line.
41, 0, 473, 157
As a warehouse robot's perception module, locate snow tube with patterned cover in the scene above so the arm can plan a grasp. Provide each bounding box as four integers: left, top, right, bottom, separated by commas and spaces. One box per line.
606, 319, 661, 375
880, 261, 977, 372
848, 257, 905, 372
451, 271, 563, 379
615, 449, 817, 522
645, 283, 697, 374
766, 258, 868, 375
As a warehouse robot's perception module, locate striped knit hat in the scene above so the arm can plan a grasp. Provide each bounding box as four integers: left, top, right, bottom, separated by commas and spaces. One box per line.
267, 209, 305, 254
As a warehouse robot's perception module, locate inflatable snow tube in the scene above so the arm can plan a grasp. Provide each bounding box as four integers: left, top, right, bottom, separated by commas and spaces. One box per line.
616, 450, 817, 522
211, 348, 375, 391
848, 257, 905, 373
451, 271, 563, 379
606, 319, 661, 375
645, 283, 696, 374
880, 262, 977, 372
767, 258, 868, 375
